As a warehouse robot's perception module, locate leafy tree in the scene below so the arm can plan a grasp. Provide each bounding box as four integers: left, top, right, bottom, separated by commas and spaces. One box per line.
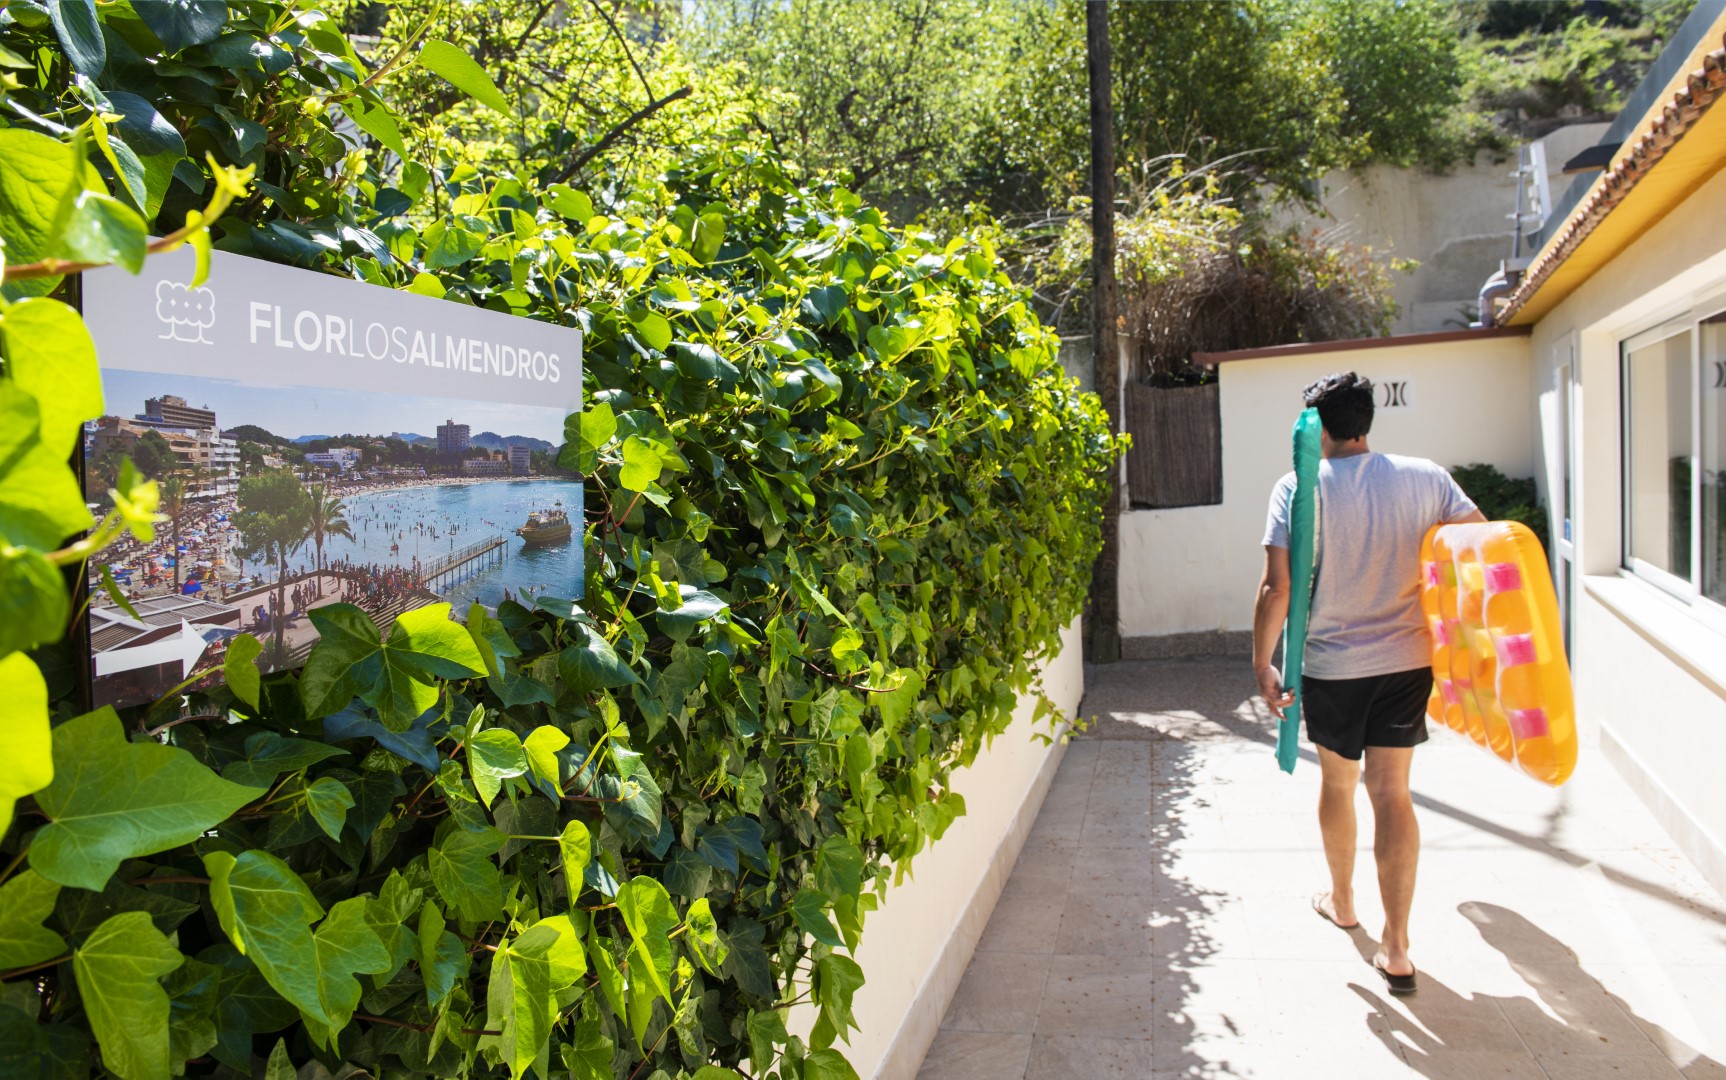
131, 430, 179, 481
306, 485, 355, 595
233, 469, 315, 660
678, 0, 1039, 207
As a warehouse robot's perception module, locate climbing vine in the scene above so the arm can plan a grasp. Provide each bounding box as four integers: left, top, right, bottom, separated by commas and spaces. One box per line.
0, 3, 1119, 1078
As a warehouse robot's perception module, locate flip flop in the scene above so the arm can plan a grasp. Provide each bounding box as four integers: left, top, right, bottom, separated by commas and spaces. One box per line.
1373, 957, 1418, 995
1312, 893, 1359, 930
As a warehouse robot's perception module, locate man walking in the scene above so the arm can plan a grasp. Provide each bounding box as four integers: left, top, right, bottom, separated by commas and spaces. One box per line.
1252, 372, 1484, 994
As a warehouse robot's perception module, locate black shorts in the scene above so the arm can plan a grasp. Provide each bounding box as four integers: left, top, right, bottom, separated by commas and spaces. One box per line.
1300, 667, 1432, 761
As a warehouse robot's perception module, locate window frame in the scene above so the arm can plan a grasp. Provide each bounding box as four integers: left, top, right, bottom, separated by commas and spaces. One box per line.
1619, 303, 1726, 631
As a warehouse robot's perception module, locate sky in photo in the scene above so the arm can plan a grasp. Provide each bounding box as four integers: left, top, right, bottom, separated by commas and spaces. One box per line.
99, 369, 570, 444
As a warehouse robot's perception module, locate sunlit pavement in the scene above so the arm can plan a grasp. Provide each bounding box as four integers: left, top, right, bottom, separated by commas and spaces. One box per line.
916, 659, 1726, 1080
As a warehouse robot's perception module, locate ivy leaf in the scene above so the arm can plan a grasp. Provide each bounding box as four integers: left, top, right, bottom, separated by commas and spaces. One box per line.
54, 191, 147, 273
482, 924, 559, 1080
814, 836, 864, 902
164, 956, 220, 1074
223, 634, 262, 710
683, 898, 727, 976
224, 731, 347, 788
722, 919, 775, 1000
587, 936, 626, 1021
0, 438, 93, 550
0, 653, 52, 840
562, 1014, 614, 1080
105, 92, 186, 219
47, 0, 104, 77
204, 851, 390, 1049
31, 709, 264, 891
522, 725, 570, 790
0, 870, 66, 970
417, 39, 512, 115
812, 954, 865, 1049
573, 401, 616, 474
803, 1048, 862, 1080
789, 888, 842, 948
532, 914, 587, 988
691, 211, 727, 264
348, 99, 408, 158
693, 1068, 745, 1080
303, 777, 355, 841
300, 603, 485, 731
617, 434, 664, 492
0, 130, 74, 298
262, 1039, 294, 1080
135, 0, 229, 53
199, 944, 297, 1071
416, 901, 466, 1007
557, 626, 641, 695
1, 298, 104, 459
629, 309, 672, 352
559, 819, 593, 882
615, 877, 678, 1004
427, 822, 505, 922
0, 1004, 87, 1080
467, 728, 527, 807
72, 912, 183, 1080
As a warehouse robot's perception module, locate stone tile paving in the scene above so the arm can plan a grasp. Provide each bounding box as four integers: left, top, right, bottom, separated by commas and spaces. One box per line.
916, 659, 1726, 1080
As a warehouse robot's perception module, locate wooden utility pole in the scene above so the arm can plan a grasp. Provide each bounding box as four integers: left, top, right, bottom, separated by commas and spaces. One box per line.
1086, 0, 1122, 663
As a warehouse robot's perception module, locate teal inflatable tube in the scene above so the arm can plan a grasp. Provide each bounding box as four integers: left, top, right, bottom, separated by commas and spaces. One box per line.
1279, 408, 1322, 774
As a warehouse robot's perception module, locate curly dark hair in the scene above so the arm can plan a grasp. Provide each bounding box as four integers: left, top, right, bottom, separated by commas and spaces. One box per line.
1303, 371, 1375, 441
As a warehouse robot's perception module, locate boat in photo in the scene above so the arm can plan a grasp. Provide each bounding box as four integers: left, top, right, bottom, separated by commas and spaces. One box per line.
515, 506, 572, 547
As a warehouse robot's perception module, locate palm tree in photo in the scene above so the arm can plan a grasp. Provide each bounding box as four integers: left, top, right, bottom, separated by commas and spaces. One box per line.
306, 484, 354, 597
160, 475, 187, 590
233, 469, 315, 663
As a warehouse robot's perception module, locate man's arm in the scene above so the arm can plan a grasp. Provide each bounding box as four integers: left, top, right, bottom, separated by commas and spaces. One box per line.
1452, 508, 1487, 524
1252, 544, 1296, 720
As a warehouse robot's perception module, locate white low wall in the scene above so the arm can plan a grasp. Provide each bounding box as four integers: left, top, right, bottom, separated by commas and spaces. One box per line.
1120, 333, 1536, 642
792, 618, 1084, 1079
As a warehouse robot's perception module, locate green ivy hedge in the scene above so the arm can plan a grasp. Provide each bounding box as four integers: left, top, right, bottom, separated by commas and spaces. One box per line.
0, 3, 1118, 1079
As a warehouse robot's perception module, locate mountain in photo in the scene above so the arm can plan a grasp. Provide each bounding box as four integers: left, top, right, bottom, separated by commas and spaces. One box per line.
291, 434, 334, 444
470, 432, 554, 452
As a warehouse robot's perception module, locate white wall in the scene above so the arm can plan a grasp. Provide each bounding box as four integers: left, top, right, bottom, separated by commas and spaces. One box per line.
1523, 160, 1726, 899
1119, 335, 1536, 641
788, 619, 1085, 1079
1276, 124, 1609, 334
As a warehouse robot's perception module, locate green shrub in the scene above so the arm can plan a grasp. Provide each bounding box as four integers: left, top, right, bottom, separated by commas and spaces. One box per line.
1449, 462, 1550, 544
0, 4, 1118, 1079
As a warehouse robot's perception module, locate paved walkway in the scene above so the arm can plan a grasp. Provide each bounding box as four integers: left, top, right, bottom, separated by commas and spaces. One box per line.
916, 659, 1726, 1080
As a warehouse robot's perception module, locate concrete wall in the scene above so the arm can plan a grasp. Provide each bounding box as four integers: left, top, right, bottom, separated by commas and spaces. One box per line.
1119, 334, 1536, 646
1523, 161, 1726, 899
789, 619, 1085, 1079
1276, 124, 1609, 335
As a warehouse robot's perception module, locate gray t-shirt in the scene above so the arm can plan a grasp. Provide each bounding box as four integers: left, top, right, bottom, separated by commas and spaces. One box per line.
1264, 452, 1477, 680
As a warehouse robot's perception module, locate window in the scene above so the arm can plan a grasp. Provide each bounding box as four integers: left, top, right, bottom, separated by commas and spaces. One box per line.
1621, 308, 1726, 613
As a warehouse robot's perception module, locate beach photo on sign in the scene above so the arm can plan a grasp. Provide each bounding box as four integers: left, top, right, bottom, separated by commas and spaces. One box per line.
86, 371, 583, 708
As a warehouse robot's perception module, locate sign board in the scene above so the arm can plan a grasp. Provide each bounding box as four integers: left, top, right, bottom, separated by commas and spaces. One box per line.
82, 247, 583, 708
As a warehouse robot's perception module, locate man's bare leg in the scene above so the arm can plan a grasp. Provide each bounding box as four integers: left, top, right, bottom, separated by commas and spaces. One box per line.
1364, 745, 1418, 976
1316, 745, 1361, 927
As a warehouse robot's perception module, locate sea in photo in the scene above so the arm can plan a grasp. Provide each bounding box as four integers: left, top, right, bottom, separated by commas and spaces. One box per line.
86, 369, 581, 708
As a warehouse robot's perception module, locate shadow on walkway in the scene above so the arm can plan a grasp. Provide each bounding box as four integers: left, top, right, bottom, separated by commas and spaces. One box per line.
1350, 902, 1724, 1077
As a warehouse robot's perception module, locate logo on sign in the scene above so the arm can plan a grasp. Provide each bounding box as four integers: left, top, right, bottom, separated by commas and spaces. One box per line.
155, 279, 215, 344
1714, 360, 1725, 389
1379, 380, 1410, 408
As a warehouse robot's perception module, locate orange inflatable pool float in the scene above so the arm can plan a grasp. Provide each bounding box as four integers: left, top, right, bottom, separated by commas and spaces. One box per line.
1420, 521, 1577, 786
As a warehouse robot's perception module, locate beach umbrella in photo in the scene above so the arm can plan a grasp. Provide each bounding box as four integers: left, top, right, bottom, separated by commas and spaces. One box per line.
181, 578, 202, 595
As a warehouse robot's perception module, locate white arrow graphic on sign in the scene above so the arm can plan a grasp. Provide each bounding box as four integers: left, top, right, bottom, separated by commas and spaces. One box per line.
93, 620, 210, 679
